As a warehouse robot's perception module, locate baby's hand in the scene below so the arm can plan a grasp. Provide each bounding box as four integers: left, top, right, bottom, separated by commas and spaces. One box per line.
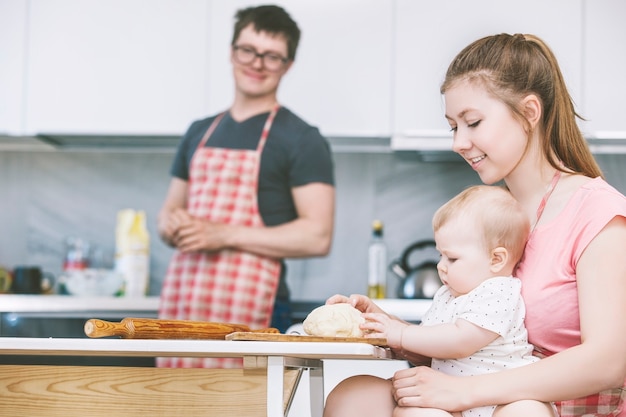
361, 313, 409, 349
325, 294, 382, 314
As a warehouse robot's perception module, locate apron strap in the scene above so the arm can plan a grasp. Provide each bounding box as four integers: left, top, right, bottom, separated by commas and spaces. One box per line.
256, 104, 280, 153
197, 104, 280, 151
197, 112, 226, 149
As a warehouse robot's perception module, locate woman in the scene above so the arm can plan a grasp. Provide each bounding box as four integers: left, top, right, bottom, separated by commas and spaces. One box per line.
323, 33, 626, 417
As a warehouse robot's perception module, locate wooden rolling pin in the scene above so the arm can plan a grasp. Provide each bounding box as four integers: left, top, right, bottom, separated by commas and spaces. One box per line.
84, 317, 279, 339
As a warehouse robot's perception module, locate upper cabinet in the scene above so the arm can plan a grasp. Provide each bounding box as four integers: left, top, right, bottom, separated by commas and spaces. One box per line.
392, 0, 583, 149
207, 0, 393, 138
581, 0, 626, 138
0, 0, 27, 135
24, 0, 209, 136
2, 1, 623, 145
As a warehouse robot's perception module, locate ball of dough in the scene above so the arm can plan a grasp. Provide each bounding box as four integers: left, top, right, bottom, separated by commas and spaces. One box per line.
303, 303, 364, 337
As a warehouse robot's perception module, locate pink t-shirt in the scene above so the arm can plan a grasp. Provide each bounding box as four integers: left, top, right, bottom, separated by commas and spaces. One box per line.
516, 177, 626, 416
517, 177, 626, 353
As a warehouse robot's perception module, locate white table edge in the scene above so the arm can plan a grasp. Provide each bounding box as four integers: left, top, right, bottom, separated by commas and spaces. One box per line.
0, 337, 393, 359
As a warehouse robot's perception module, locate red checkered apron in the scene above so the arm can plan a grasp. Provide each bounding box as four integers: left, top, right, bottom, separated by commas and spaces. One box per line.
534, 349, 626, 416
557, 389, 625, 417
157, 106, 282, 368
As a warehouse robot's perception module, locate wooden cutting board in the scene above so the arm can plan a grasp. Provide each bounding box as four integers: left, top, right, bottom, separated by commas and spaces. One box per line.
226, 332, 388, 347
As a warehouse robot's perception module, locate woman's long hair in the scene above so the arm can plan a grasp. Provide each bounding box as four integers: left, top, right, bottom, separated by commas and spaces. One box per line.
441, 33, 603, 179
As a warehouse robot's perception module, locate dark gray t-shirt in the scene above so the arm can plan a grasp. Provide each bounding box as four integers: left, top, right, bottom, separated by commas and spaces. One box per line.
170, 106, 335, 298
171, 107, 334, 225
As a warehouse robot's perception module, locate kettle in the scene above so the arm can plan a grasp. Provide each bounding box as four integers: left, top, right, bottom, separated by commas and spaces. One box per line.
390, 240, 442, 299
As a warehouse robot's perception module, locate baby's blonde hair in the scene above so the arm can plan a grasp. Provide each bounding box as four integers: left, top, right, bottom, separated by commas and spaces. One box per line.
432, 185, 530, 263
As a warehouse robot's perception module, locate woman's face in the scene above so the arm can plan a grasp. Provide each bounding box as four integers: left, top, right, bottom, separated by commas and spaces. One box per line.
444, 80, 528, 185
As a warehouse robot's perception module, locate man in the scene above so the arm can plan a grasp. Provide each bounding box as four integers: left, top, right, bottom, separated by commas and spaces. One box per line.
157, 4, 335, 368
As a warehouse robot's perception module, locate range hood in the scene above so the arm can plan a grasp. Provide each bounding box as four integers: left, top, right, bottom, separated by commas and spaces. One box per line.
1, 132, 392, 153
36, 133, 182, 149
30, 133, 393, 154
1, 130, 625, 157
392, 130, 626, 155
390, 132, 459, 162
586, 132, 626, 154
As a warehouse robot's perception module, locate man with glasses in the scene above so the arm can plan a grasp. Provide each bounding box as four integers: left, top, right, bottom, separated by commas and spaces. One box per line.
157, 4, 335, 368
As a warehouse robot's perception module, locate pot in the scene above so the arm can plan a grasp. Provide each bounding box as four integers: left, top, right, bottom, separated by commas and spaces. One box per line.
390, 240, 442, 299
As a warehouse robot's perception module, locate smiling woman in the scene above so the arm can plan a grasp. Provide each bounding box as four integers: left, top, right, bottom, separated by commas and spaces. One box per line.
323, 32, 626, 417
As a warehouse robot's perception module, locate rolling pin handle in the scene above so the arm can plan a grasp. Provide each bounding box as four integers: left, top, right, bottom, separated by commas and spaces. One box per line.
84, 318, 128, 338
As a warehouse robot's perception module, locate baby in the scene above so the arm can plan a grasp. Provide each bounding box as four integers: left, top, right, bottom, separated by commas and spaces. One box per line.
360, 185, 555, 417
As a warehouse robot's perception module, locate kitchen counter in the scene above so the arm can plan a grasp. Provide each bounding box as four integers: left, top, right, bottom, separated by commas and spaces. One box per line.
0, 295, 431, 321
0, 294, 160, 314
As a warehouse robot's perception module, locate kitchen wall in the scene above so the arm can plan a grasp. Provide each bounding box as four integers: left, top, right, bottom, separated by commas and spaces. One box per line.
1, 148, 626, 301
2, 0, 624, 302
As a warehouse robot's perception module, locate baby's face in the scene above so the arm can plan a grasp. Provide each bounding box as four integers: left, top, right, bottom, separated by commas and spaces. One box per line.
434, 219, 496, 297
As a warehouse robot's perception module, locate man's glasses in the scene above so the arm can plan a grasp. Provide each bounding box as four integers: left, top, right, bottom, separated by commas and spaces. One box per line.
232, 45, 289, 72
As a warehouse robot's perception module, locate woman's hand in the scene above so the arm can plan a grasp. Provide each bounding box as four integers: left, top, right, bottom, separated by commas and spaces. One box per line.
325, 293, 386, 314
392, 366, 469, 412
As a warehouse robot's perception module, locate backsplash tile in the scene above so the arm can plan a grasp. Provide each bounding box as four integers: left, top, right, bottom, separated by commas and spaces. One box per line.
1, 149, 624, 301
0, 150, 175, 294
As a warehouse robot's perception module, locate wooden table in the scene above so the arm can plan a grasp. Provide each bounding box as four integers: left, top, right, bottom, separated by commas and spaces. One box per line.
0, 337, 393, 417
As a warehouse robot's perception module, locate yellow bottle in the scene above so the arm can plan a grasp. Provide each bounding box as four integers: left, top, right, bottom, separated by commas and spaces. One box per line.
367, 220, 387, 299
115, 209, 150, 297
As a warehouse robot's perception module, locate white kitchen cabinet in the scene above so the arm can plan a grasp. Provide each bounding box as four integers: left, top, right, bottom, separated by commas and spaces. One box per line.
0, 0, 27, 135
581, 0, 626, 138
25, 0, 209, 136
207, 0, 393, 138
392, 0, 583, 149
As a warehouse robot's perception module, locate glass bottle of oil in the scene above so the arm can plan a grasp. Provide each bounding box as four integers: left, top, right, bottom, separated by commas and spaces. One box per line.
367, 220, 387, 299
